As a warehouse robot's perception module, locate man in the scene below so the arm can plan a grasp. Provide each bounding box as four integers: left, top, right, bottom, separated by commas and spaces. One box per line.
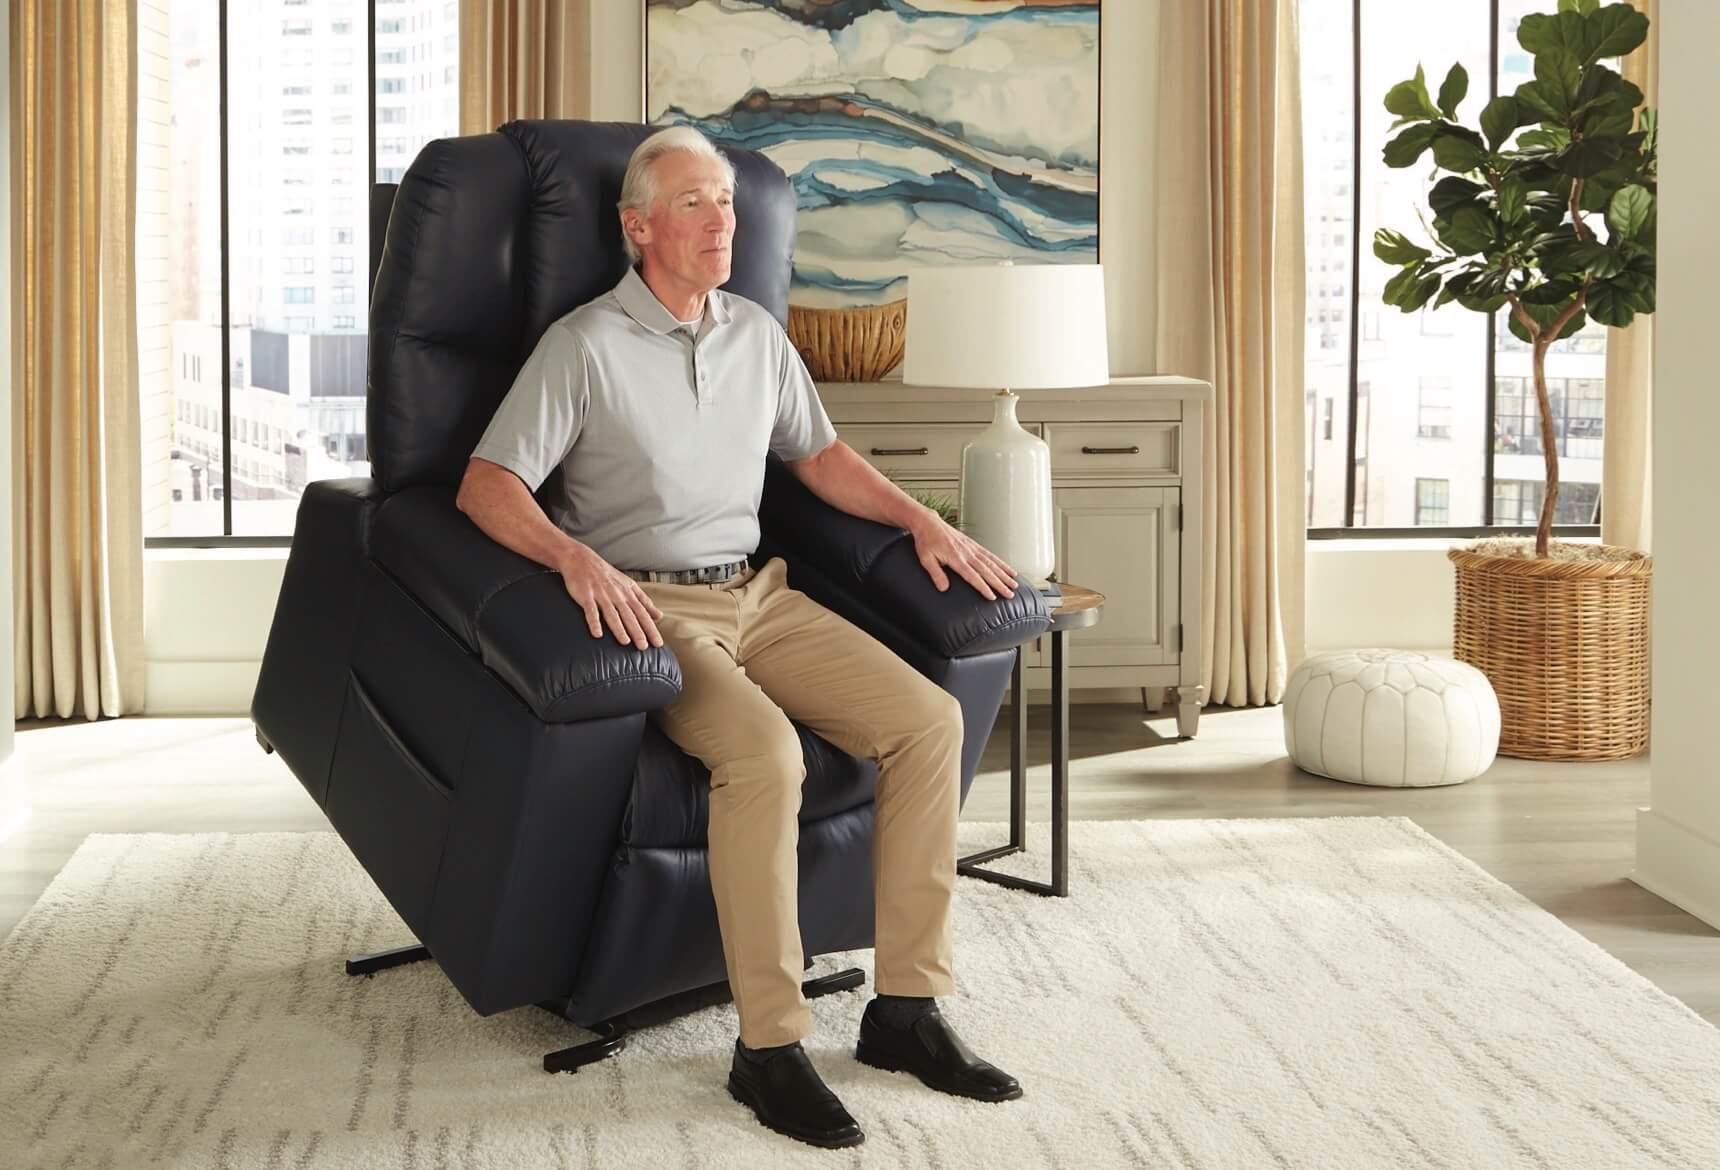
456, 126, 1022, 1150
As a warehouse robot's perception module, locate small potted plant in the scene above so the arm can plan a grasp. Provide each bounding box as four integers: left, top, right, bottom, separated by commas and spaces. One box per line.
1375, 0, 1655, 759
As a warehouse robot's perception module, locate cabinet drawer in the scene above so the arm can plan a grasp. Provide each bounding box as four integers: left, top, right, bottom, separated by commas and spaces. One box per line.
1046, 423, 1179, 478
836, 423, 972, 479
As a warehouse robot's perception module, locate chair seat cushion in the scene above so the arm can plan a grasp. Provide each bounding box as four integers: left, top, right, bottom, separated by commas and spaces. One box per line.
621, 722, 876, 848
1283, 648, 1500, 787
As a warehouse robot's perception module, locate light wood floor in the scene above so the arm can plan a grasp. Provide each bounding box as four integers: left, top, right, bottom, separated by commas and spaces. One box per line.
4, 705, 1717, 1025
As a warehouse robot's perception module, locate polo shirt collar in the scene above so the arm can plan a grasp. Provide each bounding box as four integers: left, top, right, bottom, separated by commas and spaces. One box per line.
614, 266, 733, 335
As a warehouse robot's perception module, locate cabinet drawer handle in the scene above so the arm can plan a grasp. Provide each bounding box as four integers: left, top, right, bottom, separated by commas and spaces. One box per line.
870, 446, 930, 456
1080, 444, 1141, 455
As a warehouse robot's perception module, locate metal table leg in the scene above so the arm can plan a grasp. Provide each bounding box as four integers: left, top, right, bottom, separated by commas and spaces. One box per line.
957, 633, 1071, 897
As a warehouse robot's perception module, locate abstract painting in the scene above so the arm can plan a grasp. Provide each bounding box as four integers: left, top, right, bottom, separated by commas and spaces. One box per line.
646, 0, 1100, 309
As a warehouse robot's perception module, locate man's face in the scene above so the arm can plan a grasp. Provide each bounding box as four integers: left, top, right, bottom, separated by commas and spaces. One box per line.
628, 151, 735, 295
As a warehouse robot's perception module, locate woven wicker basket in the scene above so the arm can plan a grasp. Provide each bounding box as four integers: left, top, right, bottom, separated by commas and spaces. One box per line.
1448, 544, 1653, 761
786, 299, 906, 383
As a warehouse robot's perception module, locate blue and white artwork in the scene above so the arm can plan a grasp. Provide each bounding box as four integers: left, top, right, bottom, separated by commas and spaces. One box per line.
646, 0, 1100, 309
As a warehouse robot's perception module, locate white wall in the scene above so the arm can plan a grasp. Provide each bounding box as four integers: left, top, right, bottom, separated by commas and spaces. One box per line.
1305, 543, 1454, 655
1632, 0, 1720, 929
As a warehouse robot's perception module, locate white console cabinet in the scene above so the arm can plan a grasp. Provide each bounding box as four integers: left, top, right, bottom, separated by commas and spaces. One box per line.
816, 377, 1211, 737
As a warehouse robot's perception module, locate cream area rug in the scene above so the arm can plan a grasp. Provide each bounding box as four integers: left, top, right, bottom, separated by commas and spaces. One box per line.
3, 821, 1718, 1170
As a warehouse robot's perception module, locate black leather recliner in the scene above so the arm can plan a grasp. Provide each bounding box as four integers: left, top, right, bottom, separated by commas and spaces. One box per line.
251, 119, 1050, 1069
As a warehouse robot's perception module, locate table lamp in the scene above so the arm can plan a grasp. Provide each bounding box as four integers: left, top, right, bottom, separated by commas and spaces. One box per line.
902, 262, 1110, 591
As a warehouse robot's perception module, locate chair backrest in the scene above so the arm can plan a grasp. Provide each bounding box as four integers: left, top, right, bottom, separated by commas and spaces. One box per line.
366, 120, 797, 493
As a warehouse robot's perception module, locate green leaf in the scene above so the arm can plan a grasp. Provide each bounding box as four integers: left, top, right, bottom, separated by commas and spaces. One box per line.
1382, 265, 1419, 309
1523, 278, 1581, 305
1515, 80, 1567, 124
1374, 229, 1432, 266
1517, 127, 1570, 152
1553, 309, 1589, 340
1587, 4, 1649, 62
1437, 64, 1469, 120
1432, 131, 1487, 174
1438, 206, 1496, 254
1535, 48, 1582, 105
1518, 11, 1588, 59
1497, 177, 1527, 224
1383, 123, 1441, 168
1567, 241, 1624, 277
1556, 136, 1624, 177
1557, 0, 1600, 14
1481, 96, 1520, 151
1606, 184, 1652, 240
1384, 65, 1443, 122
1587, 281, 1636, 327
1429, 176, 1486, 215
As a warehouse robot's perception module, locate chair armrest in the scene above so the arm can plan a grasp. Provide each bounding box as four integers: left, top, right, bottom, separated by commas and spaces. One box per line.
370, 486, 681, 722
758, 458, 1050, 656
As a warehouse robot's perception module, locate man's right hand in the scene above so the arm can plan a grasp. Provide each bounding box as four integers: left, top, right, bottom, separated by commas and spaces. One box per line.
557, 544, 665, 651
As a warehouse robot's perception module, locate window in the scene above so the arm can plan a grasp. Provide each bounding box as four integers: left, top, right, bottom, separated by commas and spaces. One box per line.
139, 0, 460, 540
1301, 0, 1606, 534
379, 49, 406, 64
1417, 378, 1453, 440
379, 107, 407, 123
379, 18, 405, 33
378, 78, 404, 94
1415, 479, 1451, 526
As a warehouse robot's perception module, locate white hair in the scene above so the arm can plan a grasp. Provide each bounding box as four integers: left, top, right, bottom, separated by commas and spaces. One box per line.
617, 126, 738, 263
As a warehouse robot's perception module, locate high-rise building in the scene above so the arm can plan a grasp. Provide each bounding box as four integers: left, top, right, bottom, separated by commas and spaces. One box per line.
1301, 0, 1606, 531
139, 0, 459, 538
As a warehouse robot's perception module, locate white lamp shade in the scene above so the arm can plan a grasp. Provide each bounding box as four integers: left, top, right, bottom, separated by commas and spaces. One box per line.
902, 263, 1109, 389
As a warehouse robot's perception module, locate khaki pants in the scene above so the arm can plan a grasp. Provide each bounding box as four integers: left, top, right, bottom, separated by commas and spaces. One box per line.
639, 557, 963, 1048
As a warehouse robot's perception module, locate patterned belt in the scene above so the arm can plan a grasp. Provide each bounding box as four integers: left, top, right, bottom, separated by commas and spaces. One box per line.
621, 559, 750, 585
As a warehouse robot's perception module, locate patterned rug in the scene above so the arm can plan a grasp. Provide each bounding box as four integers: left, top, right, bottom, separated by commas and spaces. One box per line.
2, 820, 1717, 1169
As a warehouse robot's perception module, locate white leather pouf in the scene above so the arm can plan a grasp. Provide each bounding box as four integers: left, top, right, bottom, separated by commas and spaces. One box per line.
1283, 649, 1501, 787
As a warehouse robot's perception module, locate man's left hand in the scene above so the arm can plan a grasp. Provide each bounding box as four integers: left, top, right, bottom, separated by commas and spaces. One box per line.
908, 513, 1021, 601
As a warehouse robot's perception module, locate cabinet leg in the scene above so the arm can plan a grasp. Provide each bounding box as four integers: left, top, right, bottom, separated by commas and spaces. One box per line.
1172, 685, 1206, 739
1141, 687, 1167, 714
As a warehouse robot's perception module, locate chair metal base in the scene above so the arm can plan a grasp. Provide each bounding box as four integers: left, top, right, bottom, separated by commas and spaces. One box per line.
540, 965, 868, 1075
345, 943, 432, 977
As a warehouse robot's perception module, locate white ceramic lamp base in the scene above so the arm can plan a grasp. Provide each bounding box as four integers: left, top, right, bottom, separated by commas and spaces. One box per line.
958, 390, 1054, 584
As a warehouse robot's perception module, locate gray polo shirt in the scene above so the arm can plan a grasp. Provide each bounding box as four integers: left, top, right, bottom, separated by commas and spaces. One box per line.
472, 267, 837, 571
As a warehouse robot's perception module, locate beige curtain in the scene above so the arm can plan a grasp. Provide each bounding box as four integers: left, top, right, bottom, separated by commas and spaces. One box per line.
1154, 0, 1306, 708
1602, 0, 1657, 553
10, 0, 146, 720
459, 0, 590, 134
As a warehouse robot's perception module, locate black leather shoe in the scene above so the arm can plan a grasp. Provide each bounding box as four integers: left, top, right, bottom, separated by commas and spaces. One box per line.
727, 1041, 865, 1149
855, 1002, 1023, 1102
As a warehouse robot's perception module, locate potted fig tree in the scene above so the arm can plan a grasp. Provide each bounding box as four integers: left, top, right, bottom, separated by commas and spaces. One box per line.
1374, 0, 1656, 760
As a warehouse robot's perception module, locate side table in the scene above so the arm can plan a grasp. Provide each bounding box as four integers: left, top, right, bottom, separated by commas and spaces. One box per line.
957, 584, 1104, 897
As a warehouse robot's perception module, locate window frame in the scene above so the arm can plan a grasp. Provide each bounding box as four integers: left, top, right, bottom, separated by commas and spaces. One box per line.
1306, 0, 1603, 541
147, 0, 382, 549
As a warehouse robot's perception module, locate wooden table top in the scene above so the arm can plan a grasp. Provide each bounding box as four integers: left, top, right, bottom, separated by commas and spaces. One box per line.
1046, 583, 1104, 632
1051, 583, 1104, 616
